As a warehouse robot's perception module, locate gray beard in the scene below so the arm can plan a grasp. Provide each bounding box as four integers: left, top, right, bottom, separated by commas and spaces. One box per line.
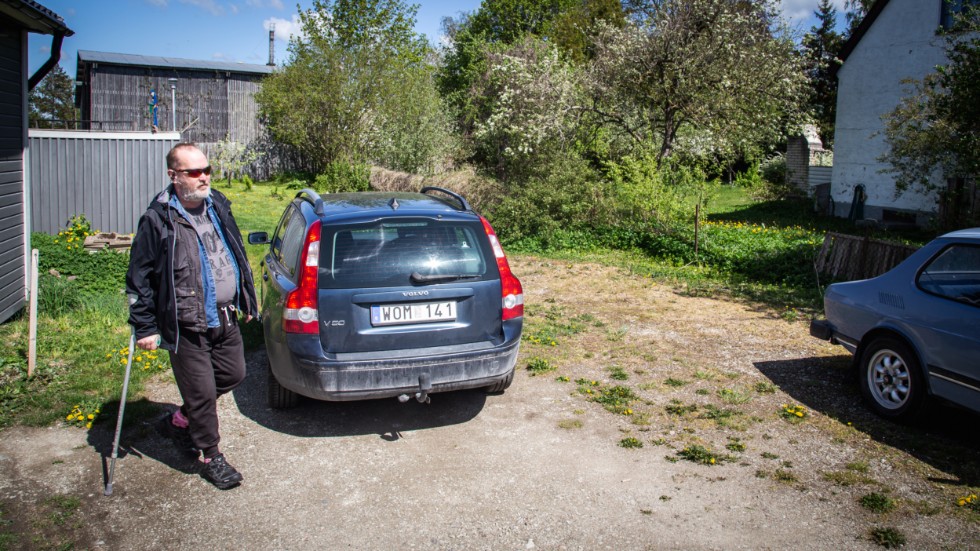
177, 186, 210, 203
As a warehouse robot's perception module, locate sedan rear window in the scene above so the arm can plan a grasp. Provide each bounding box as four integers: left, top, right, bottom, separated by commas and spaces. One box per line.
320, 220, 490, 289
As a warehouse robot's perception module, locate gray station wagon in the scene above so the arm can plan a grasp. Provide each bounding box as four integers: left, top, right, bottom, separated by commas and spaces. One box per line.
248, 187, 524, 408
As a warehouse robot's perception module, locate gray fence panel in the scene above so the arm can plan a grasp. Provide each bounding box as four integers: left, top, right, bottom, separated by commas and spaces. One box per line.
28, 130, 180, 234
809, 166, 833, 187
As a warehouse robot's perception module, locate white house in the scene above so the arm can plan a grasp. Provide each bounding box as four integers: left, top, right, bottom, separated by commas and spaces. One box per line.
832, 0, 971, 227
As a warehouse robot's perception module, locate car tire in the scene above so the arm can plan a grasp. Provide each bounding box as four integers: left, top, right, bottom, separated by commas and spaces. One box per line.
858, 337, 926, 421
484, 368, 514, 394
267, 358, 298, 409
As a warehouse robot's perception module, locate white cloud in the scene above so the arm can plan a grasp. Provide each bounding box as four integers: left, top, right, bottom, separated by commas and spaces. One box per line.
179, 0, 224, 16
230, 3, 239, 14
264, 14, 303, 42
146, 0, 168, 7
248, 0, 284, 9
779, 0, 848, 26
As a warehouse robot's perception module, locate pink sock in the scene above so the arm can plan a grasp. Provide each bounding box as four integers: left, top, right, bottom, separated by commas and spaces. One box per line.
172, 409, 189, 428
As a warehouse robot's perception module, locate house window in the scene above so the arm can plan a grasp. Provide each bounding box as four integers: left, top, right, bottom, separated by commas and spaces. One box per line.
941, 0, 978, 30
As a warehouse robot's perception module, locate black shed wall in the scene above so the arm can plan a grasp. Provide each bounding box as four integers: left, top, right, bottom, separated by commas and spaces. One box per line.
0, 22, 24, 323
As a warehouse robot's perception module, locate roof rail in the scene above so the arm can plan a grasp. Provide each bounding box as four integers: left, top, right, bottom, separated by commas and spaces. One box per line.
295, 188, 324, 216
421, 186, 470, 212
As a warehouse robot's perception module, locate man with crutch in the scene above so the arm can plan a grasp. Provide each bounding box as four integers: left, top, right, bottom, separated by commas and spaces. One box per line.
125, 142, 258, 489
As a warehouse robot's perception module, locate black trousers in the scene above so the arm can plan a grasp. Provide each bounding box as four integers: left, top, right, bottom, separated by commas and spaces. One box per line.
168, 312, 245, 458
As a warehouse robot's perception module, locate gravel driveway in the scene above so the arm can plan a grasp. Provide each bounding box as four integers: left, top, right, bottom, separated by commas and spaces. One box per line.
0, 257, 977, 550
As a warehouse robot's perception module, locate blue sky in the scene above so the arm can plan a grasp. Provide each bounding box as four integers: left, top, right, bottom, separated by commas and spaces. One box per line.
28, 0, 845, 78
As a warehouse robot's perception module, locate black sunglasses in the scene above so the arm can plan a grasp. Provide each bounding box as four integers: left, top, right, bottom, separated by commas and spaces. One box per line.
175, 165, 212, 177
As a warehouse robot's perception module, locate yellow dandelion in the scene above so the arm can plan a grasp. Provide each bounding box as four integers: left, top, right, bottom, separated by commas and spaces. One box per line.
958, 499, 967, 507
795, 411, 804, 417
87, 414, 95, 420
76, 414, 84, 421
710, 458, 716, 464
85, 422, 92, 429
120, 359, 127, 364
66, 414, 73, 421
95, 409, 100, 414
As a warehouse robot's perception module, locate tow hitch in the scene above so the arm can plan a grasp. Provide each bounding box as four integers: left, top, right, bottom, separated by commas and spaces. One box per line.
397, 373, 432, 404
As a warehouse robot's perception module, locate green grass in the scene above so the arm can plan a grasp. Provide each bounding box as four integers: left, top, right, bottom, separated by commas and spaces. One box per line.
506, 188, 931, 311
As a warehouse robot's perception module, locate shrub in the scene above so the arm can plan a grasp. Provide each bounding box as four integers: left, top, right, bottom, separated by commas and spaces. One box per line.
314, 160, 370, 194
33, 232, 129, 303
488, 152, 607, 244
759, 153, 787, 186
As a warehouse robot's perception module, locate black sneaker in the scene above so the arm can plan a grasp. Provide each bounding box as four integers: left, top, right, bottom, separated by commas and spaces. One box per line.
155, 413, 200, 458
201, 454, 243, 490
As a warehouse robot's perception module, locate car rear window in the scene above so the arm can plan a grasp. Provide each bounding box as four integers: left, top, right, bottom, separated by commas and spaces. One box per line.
320, 219, 491, 289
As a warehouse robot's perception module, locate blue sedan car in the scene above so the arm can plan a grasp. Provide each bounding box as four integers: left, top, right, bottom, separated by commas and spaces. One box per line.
811, 228, 980, 421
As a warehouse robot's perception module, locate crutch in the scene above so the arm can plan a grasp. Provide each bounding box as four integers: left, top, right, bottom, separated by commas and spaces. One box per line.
105, 294, 138, 497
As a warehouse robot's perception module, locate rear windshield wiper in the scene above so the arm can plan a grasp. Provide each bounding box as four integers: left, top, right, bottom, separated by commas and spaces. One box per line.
410, 272, 481, 284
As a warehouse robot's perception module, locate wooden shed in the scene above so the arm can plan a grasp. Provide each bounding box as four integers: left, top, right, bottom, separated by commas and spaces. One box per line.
0, 0, 72, 324
74, 50, 273, 147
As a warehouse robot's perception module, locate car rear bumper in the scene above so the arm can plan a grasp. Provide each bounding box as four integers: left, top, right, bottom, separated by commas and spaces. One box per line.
810, 318, 833, 340
272, 337, 521, 401
810, 318, 859, 353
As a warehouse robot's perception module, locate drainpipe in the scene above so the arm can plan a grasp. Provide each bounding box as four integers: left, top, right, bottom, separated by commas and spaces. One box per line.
28, 31, 66, 90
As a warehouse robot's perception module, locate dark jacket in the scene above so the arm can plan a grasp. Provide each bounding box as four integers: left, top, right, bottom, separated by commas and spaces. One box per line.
126, 186, 258, 351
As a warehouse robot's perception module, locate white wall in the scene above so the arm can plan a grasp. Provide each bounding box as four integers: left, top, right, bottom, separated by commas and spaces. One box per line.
832, 0, 949, 218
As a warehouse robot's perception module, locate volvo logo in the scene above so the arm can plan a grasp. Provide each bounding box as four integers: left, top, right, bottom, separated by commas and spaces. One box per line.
402, 290, 430, 297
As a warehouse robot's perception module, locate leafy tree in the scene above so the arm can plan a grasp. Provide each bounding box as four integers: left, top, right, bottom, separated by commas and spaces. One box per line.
466, 0, 574, 44
801, 0, 843, 145
368, 60, 457, 174
843, 0, 873, 36
438, 0, 622, 133
211, 136, 264, 184
256, 0, 447, 174
28, 64, 75, 128
469, 36, 585, 183
589, 0, 808, 165
879, 16, 980, 226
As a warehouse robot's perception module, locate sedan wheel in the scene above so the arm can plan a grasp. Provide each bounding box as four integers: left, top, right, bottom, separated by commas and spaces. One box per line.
858, 337, 925, 421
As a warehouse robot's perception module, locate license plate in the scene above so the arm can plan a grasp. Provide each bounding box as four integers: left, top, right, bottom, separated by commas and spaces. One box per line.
371, 301, 457, 326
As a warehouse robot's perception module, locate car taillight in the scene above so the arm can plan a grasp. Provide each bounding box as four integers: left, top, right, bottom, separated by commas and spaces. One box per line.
480, 216, 523, 320
284, 222, 321, 334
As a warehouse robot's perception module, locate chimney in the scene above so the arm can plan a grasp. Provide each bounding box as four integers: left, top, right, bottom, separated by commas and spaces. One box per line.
268, 24, 275, 66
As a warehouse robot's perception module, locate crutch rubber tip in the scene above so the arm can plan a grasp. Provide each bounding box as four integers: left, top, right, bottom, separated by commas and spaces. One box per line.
104, 483, 113, 496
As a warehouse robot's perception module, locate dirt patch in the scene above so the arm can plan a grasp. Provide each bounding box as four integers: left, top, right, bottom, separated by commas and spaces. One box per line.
0, 256, 977, 550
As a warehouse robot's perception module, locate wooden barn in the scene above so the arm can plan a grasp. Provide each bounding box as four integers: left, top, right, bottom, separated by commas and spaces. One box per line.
74, 50, 273, 150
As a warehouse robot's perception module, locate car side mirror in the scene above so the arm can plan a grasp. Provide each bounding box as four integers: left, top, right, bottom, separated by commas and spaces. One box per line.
248, 231, 270, 245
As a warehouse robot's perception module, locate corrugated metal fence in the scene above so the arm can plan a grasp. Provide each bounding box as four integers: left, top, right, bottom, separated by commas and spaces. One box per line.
28, 130, 180, 234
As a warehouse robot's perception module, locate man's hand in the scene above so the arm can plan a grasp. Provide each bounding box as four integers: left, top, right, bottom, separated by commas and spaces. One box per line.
137, 334, 161, 351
